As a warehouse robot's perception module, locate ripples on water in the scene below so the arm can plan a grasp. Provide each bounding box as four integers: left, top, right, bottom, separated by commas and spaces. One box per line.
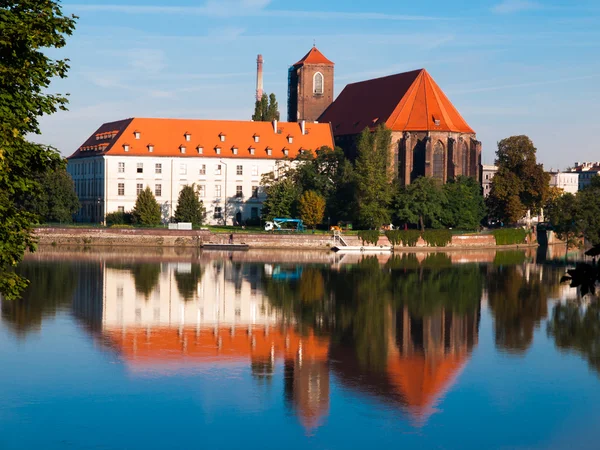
0, 247, 599, 449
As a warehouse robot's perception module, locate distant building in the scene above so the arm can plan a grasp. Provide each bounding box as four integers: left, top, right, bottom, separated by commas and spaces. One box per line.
481, 164, 498, 197
319, 67, 482, 186
287, 46, 335, 123
548, 171, 579, 194
67, 118, 334, 224
568, 162, 600, 190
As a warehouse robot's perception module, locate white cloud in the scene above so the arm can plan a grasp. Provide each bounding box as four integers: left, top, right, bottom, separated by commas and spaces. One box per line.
492, 0, 542, 14
66, 2, 446, 21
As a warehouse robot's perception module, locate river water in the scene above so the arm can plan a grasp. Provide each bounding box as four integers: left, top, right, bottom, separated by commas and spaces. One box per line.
1, 247, 599, 449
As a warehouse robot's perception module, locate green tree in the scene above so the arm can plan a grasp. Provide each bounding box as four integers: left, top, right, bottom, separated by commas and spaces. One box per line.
443, 176, 486, 230
546, 192, 580, 249
132, 187, 161, 226
354, 126, 393, 229
0, 1, 77, 299
576, 177, 600, 245
299, 190, 326, 229
174, 184, 206, 226
261, 177, 300, 220
395, 176, 447, 231
487, 136, 550, 224
26, 165, 79, 223
252, 93, 280, 121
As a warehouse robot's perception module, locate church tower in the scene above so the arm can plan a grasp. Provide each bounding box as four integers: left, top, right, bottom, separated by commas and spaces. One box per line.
287, 46, 334, 122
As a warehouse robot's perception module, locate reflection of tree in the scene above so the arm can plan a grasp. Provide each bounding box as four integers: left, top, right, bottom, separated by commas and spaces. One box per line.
1, 261, 78, 336
174, 264, 205, 301
547, 302, 600, 374
487, 266, 549, 353
106, 262, 161, 299
251, 356, 275, 383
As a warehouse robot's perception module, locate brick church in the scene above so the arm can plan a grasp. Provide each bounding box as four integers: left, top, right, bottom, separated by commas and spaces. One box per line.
287, 46, 482, 185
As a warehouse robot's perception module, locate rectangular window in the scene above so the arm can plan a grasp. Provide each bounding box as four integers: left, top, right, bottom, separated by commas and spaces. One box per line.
214, 207, 222, 219
118, 206, 125, 213
155, 163, 162, 174
252, 165, 258, 176
137, 183, 143, 195
215, 185, 221, 198
236, 165, 243, 176
236, 186, 243, 198
155, 184, 162, 197
198, 185, 205, 198
118, 162, 125, 173
199, 164, 206, 175
180, 163, 187, 176
118, 183, 124, 196
252, 185, 259, 198
137, 163, 143, 174
215, 164, 222, 176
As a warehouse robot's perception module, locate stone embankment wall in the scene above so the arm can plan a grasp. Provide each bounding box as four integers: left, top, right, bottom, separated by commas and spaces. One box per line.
34, 228, 534, 250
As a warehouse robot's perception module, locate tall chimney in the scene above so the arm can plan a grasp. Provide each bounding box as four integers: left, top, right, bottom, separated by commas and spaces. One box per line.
256, 54, 264, 101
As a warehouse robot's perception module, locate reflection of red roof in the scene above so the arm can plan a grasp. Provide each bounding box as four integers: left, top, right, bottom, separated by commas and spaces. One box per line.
103, 325, 330, 365
387, 353, 468, 421
293, 46, 334, 66
319, 69, 474, 136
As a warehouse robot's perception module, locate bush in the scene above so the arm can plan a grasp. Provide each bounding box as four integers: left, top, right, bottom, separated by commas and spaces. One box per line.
399, 230, 421, 247
492, 228, 528, 245
422, 229, 452, 247
358, 230, 380, 246
105, 211, 133, 226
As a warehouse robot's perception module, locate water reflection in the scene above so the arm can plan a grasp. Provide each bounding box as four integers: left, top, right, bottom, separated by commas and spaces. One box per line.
0, 248, 589, 435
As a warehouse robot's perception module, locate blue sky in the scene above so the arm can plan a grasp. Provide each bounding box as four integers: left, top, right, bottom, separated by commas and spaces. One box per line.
41, 0, 600, 169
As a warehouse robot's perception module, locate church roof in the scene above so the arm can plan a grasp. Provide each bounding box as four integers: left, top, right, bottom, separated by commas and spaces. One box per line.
293, 46, 334, 67
319, 69, 474, 136
68, 118, 334, 160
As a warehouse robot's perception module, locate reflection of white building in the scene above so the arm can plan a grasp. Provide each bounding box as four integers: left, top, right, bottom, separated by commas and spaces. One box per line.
103, 261, 277, 329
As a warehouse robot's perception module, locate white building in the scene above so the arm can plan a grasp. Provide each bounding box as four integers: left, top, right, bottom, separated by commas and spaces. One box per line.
548, 171, 579, 194
568, 161, 600, 190
481, 164, 498, 197
67, 118, 334, 225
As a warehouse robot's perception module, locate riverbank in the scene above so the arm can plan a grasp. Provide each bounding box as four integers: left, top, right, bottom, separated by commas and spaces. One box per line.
34, 227, 540, 251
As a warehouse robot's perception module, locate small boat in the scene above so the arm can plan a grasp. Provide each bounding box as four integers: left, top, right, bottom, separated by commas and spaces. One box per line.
201, 243, 249, 251
331, 245, 392, 253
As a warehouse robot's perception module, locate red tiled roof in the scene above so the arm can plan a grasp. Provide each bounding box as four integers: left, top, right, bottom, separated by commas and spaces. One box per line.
319, 69, 474, 136
68, 118, 334, 159
293, 46, 334, 67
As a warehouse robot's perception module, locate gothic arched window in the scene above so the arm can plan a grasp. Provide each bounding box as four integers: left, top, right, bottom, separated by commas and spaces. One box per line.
313, 72, 324, 95
433, 141, 445, 182
461, 141, 469, 176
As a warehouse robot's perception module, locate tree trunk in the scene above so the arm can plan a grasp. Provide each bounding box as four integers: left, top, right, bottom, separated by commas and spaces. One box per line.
419, 215, 425, 232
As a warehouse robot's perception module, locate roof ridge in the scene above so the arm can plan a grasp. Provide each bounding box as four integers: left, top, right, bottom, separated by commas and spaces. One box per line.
404, 71, 427, 133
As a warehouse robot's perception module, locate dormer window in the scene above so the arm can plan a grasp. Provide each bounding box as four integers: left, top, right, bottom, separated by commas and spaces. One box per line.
134, 131, 141, 140
232, 146, 238, 155
287, 135, 293, 144
266, 147, 272, 156
283, 148, 289, 157
249, 147, 255, 155
184, 132, 191, 142
197, 145, 203, 154
180, 145, 186, 154
123, 144, 130, 152
147, 144, 154, 153
253, 134, 260, 143
433, 116, 441, 126
219, 133, 226, 142
215, 146, 221, 155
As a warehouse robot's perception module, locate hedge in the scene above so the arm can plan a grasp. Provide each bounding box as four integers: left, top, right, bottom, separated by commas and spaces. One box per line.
105, 211, 133, 226
422, 230, 453, 247
358, 230, 380, 246
492, 228, 528, 245
385, 230, 421, 247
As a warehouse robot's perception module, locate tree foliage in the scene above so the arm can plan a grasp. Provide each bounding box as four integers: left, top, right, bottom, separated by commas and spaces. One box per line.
395, 177, 447, 231
443, 176, 486, 230
354, 126, 393, 229
25, 164, 79, 223
487, 136, 550, 224
174, 185, 206, 226
132, 187, 161, 226
261, 177, 299, 221
252, 93, 280, 122
0, 1, 77, 299
298, 190, 325, 229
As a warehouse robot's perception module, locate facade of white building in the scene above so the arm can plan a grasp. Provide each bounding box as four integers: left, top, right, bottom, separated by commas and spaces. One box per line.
67, 118, 334, 225
568, 162, 600, 191
548, 171, 579, 194
481, 164, 498, 197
